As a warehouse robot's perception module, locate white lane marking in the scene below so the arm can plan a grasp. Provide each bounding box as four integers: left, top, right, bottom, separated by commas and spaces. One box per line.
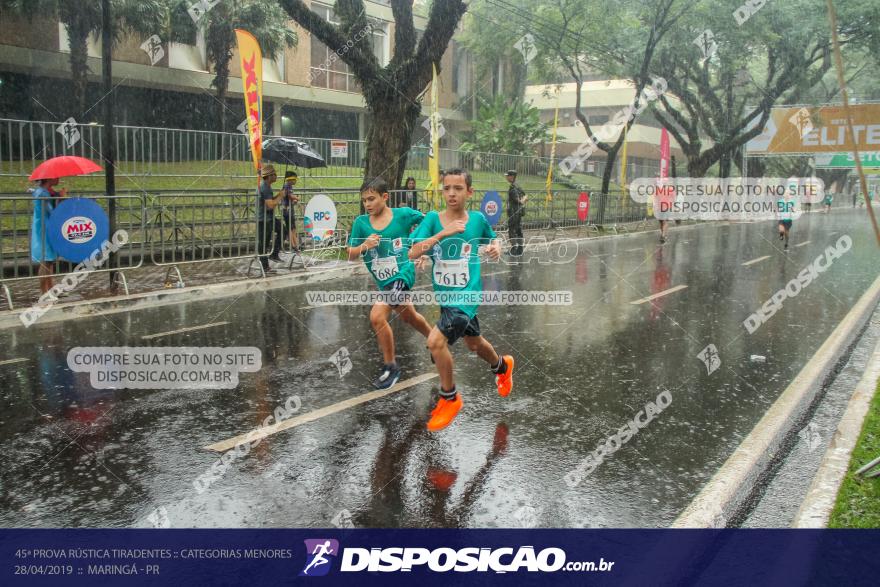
0, 358, 28, 367
204, 372, 438, 452
141, 322, 229, 340
300, 302, 332, 310
794, 241, 811, 248
625, 248, 642, 252
629, 285, 688, 305
742, 255, 771, 267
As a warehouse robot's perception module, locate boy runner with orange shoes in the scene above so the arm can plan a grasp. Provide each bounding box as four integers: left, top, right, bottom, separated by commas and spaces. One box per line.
348, 177, 433, 389
409, 168, 515, 431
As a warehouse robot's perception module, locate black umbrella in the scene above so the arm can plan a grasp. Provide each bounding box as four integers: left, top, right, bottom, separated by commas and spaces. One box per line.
261, 137, 327, 169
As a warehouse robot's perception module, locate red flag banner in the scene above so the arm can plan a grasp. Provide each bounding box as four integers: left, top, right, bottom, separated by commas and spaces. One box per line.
235, 29, 263, 172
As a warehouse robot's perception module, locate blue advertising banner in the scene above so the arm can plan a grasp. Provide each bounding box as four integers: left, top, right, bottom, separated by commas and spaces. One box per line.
1, 529, 878, 586
46, 199, 110, 263
480, 191, 503, 226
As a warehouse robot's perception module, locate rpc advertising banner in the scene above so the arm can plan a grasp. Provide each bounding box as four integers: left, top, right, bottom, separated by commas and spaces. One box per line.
2, 529, 878, 585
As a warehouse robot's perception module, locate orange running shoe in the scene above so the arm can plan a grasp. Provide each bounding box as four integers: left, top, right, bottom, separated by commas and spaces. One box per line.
496, 355, 515, 397
427, 395, 463, 431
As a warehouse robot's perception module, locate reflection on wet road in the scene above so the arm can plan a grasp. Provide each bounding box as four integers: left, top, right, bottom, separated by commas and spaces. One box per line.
1, 210, 877, 528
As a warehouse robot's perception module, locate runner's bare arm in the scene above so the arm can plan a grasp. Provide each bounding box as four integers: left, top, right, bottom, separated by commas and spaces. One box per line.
484, 238, 502, 260
347, 233, 380, 261
408, 221, 465, 259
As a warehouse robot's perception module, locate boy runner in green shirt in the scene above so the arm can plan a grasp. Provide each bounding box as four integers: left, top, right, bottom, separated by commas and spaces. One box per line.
348, 177, 433, 389
409, 169, 515, 432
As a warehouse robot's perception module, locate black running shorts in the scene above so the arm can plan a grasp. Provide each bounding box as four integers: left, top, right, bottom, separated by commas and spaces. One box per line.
437, 307, 481, 345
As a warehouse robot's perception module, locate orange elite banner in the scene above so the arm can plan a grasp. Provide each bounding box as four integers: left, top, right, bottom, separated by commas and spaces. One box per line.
235, 29, 263, 172
746, 103, 880, 154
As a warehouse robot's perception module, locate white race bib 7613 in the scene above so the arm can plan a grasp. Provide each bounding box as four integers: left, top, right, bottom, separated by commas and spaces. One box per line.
433, 258, 470, 288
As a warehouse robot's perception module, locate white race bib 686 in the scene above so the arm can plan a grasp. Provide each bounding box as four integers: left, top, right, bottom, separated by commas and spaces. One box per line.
373, 256, 399, 281
433, 258, 470, 288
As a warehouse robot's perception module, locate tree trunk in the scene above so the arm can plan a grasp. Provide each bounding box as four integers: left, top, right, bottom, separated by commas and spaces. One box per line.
718, 153, 731, 178
363, 96, 420, 189
597, 143, 622, 224
278, 0, 465, 192
67, 20, 91, 117
688, 157, 711, 178
214, 57, 230, 134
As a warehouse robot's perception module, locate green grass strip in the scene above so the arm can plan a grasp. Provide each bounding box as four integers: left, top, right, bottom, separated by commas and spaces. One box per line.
829, 377, 880, 528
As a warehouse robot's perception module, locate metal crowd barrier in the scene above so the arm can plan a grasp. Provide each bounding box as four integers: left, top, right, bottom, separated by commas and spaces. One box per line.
145, 189, 361, 283
0, 193, 145, 308
1, 185, 664, 308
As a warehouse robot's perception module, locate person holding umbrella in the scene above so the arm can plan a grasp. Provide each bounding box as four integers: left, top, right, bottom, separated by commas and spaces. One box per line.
257, 165, 286, 273
30, 178, 67, 294
28, 156, 102, 293
260, 138, 326, 262
269, 171, 299, 262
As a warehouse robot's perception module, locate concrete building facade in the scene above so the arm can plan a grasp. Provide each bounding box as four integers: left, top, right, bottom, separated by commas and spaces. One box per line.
0, 1, 480, 144
527, 80, 685, 183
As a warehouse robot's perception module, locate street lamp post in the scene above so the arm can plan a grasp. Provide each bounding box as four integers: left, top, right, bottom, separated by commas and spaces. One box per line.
102, 0, 117, 285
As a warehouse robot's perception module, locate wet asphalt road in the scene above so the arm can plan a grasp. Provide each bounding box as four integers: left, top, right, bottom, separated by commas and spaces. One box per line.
1, 209, 878, 528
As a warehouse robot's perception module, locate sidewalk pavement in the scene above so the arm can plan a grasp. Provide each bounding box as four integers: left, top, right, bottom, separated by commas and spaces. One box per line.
2, 250, 335, 311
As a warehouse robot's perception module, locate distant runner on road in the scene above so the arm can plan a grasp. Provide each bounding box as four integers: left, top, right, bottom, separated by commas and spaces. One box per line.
778, 178, 798, 251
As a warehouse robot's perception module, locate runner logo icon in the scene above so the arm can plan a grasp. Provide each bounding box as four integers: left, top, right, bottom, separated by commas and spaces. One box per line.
300, 539, 339, 577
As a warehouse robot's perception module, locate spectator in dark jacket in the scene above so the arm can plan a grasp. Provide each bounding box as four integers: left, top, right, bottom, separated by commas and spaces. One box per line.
256, 165, 286, 273
505, 170, 528, 256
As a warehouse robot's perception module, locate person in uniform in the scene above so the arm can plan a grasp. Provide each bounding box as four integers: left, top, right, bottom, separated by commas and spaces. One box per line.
505, 170, 527, 256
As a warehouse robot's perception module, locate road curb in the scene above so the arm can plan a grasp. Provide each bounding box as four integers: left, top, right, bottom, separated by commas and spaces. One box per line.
672, 273, 880, 528
792, 335, 880, 528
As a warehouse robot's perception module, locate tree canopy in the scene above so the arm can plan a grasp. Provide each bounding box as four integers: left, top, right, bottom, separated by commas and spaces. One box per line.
279, 0, 467, 188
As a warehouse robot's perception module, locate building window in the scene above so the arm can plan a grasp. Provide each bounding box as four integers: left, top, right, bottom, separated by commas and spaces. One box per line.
310, 3, 388, 92
369, 20, 389, 66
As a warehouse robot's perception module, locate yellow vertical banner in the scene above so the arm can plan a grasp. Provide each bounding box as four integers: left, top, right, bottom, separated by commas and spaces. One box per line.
235, 29, 263, 175
427, 63, 441, 210
545, 99, 559, 203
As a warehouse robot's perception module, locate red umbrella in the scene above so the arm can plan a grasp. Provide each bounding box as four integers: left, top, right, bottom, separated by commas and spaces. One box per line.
29, 156, 103, 181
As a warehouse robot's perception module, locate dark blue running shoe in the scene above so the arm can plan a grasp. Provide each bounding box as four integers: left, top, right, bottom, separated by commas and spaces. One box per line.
374, 363, 401, 389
